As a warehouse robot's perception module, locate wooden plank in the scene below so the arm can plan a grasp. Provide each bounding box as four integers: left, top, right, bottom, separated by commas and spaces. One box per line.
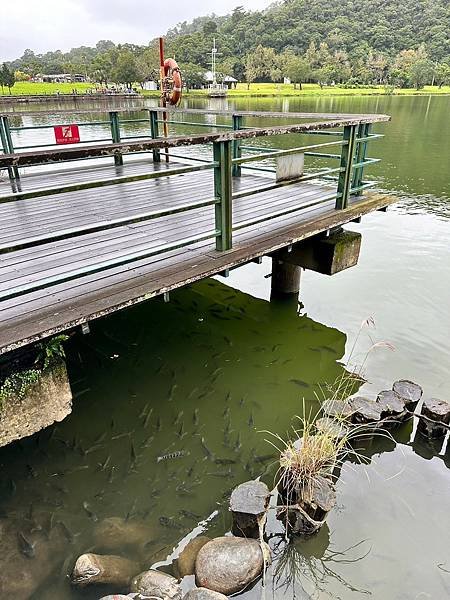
0, 192, 396, 353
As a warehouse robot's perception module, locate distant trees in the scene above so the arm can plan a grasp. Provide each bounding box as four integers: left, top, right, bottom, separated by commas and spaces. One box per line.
0, 64, 15, 94
111, 50, 140, 88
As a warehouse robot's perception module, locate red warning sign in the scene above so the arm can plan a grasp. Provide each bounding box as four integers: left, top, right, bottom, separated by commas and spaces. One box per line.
54, 124, 80, 144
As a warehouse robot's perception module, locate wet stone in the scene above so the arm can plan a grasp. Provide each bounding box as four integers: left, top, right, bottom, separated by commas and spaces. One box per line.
230, 480, 270, 538
93, 516, 155, 553
393, 380, 423, 408
419, 397, 450, 439
175, 536, 211, 578
195, 536, 265, 595
130, 569, 182, 599
348, 396, 382, 423
183, 588, 228, 600
71, 553, 139, 588
376, 390, 407, 421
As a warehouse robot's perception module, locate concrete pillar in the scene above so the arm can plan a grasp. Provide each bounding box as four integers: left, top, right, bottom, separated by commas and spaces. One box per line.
271, 258, 301, 296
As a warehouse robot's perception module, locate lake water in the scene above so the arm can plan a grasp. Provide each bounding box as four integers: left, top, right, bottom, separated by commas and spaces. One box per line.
0, 95, 449, 599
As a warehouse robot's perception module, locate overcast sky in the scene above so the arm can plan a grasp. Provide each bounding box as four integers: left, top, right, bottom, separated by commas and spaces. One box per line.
1, 0, 274, 61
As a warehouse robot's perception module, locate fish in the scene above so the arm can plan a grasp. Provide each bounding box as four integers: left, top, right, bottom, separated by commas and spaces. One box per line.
130, 442, 137, 462
26, 464, 38, 478
125, 499, 137, 521
111, 431, 133, 440
144, 409, 153, 428
176, 484, 195, 496
176, 422, 187, 439
223, 406, 230, 418
200, 437, 213, 459
253, 453, 276, 464
289, 379, 310, 388
139, 403, 150, 419
155, 415, 162, 431
223, 336, 233, 347
319, 345, 338, 354
193, 408, 199, 426
168, 383, 178, 401
18, 532, 36, 558
234, 433, 242, 451
84, 443, 105, 455
58, 520, 78, 543
248, 413, 254, 428
156, 450, 186, 463
214, 458, 237, 465
141, 435, 154, 448
66, 465, 89, 474
108, 465, 116, 482
94, 431, 107, 444
159, 516, 183, 530
208, 468, 234, 478
173, 411, 184, 425
82, 501, 98, 522
179, 509, 201, 521
97, 455, 111, 471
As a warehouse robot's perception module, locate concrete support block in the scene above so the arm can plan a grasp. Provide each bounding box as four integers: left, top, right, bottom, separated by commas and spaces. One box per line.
277, 229, 362, 276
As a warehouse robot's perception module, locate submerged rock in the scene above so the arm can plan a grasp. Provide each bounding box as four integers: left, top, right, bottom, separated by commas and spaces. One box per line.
195, 536, 265, 595
321, 399, 353, 419
93, 516, 154, 553
392, 380, 423, 408
183, 588, 228, 599
130, 569, 182, 599
418, 397, 450, 439
230, 480, 270, 538
175, 536, 211, 578
71, 553, 139, 588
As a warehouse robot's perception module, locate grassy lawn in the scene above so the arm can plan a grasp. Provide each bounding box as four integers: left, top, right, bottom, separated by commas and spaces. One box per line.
0, 82, 100, 95
2, 81, 449, 98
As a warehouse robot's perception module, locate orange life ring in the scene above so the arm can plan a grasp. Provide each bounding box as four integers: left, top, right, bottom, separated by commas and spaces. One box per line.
163, 58, 182, 106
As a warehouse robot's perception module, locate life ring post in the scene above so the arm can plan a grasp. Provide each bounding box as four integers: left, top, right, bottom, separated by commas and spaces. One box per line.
159, 36, 170, 163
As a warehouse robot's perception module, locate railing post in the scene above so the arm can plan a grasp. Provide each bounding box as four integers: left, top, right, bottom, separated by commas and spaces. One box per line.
0, 116, 19, 180
352, 123, 371, 195
109, 111, 123, 166
149, 110, 160, 163
336, 124, 357, 209
232, 114, 243, 177
213, 140, 233, 251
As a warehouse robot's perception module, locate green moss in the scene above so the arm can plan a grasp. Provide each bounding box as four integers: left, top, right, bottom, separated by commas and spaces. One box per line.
0, 334, 68, 411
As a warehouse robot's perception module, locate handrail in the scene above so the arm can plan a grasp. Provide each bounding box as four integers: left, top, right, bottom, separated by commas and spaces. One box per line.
0, 118, 386, 169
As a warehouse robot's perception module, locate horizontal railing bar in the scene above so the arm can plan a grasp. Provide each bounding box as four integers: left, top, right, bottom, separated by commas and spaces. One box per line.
241, 165, 276, 173
350, 181, 376, 193
233, 140, 347, 165
120, 135, 153, 140
233, 167, 343, 200
305, 152, 341, 159
353, 158, 380, 168
0, 119, 384, 169
356, 134, 384, 143
0, 163, 217, 203
240, 147, 341, 159
14, 139, 113, 150
157, 119, 233, 129
0, 230, 220, 302
9, 121, 111, 131
0, 106, 391, 125
234, 191, 338, 231
240, 126, 343, 136
117, 119, 149, 124
168, 153, 211, 163
0, 198, 218, 254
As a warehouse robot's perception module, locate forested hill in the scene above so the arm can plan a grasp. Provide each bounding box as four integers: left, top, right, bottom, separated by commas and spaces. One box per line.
168, 0, 449, 64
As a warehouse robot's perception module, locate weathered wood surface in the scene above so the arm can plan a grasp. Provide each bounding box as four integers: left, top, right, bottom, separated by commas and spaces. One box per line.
0, 159, 395, 353
0, 118, 389, 169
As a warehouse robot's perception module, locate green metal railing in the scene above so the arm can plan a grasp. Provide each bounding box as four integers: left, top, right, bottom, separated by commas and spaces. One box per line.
0, 108, 389, 301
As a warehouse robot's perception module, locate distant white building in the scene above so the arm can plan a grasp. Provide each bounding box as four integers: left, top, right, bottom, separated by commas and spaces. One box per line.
34, 73, 88, 83
204, 71, 238, 88
143, 80, 158, 91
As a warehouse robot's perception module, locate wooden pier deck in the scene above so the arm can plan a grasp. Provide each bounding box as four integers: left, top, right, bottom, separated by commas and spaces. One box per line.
0, 108, 392, 354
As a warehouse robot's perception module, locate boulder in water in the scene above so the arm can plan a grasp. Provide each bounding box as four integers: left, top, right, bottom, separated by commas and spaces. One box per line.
376, 390, 407, 422
348, 396, 382, 423
418, 397, 450, 439
183, 588, 228, 599
71, 553, 139, 588
175, 536, 211, 578
93, 516, 155, 553
195, 536, 266, 595
130, 569, 182, 599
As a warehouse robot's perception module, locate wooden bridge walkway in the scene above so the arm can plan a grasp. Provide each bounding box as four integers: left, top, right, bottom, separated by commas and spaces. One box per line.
0, 108, 392, 354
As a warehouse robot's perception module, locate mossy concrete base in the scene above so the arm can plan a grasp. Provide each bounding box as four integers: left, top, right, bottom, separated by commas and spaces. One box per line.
0, 361, 72, 447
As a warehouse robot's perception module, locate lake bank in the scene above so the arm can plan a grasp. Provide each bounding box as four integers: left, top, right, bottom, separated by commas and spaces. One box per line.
1, 81, 450, 100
